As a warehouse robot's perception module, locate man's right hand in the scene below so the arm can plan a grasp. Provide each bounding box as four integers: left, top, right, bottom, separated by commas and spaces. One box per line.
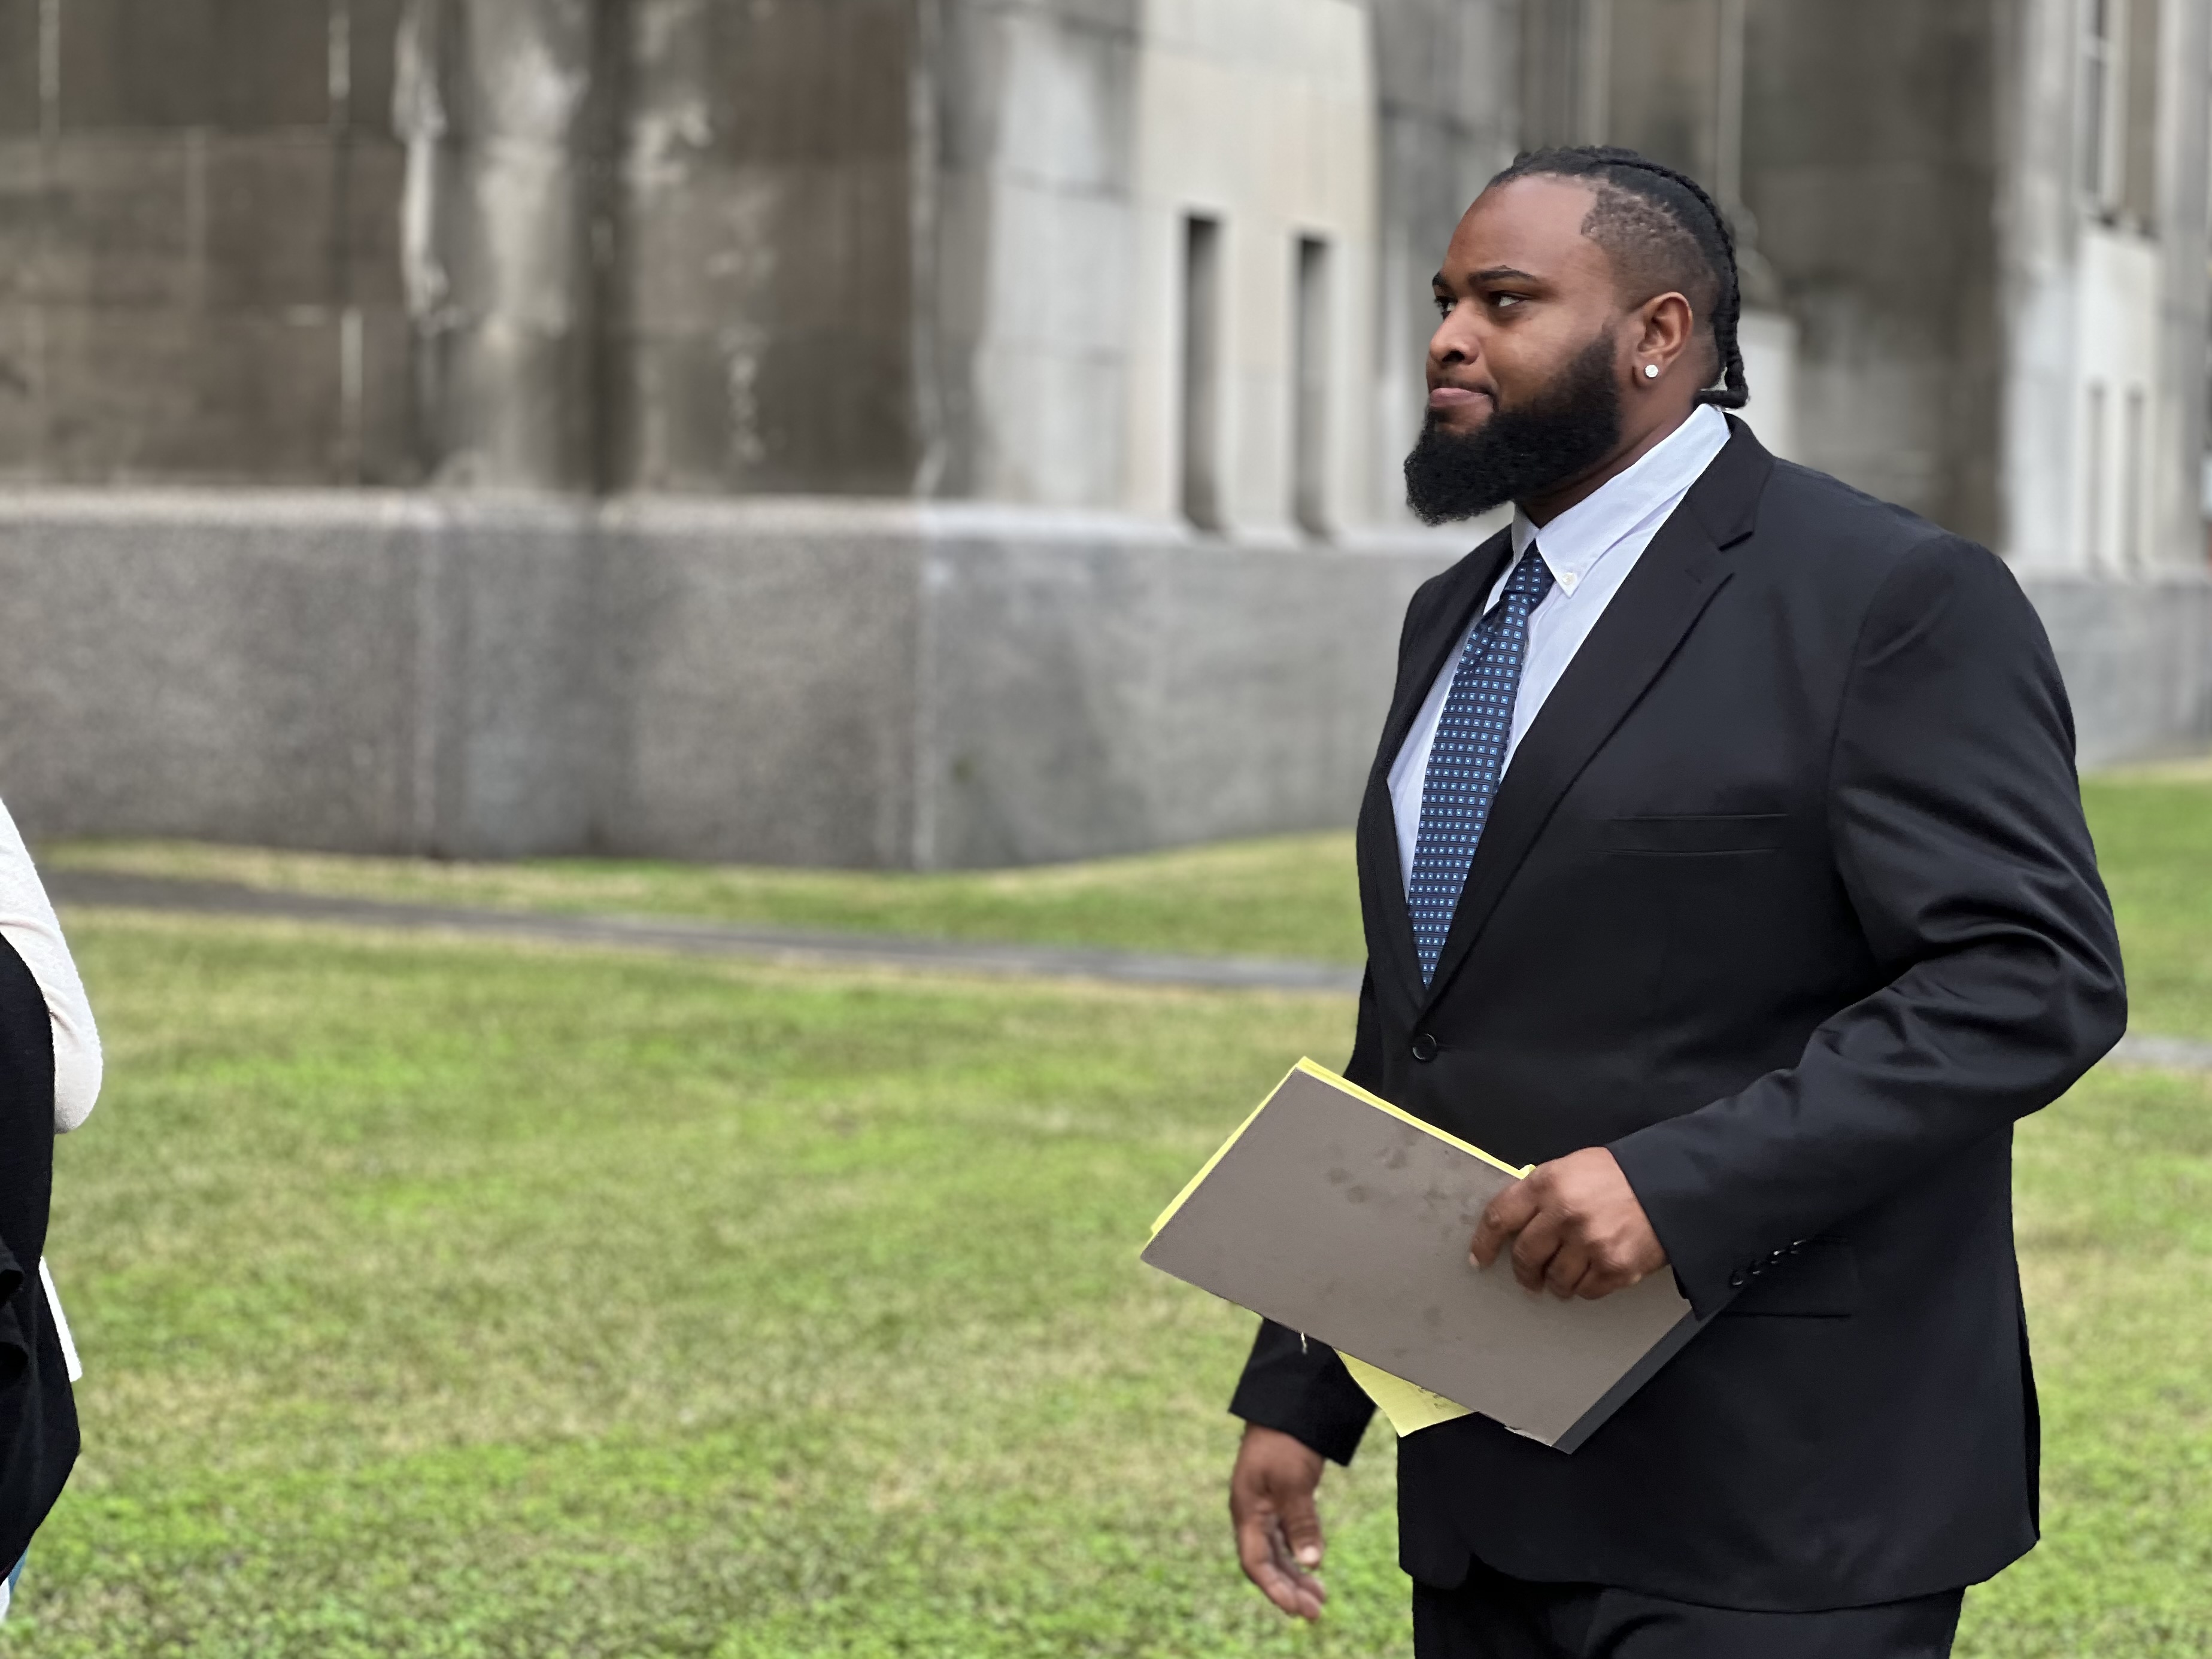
1229, 1423, 1329, 1621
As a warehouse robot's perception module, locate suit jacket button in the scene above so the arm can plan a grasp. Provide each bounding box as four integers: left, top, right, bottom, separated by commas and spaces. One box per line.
1728, 1271, 1746, 1290
1410, 1033, 1439, 1063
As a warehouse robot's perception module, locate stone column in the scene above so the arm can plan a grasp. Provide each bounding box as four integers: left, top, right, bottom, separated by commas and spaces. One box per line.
1604, 0, 1800, 457
601, 0, 920, 496
1521, 0, 1613, 148
1370, 0, 1522, 513
395, 0, 607, 488
1741, 0, 2003, 544
2152, 0, 2211, 570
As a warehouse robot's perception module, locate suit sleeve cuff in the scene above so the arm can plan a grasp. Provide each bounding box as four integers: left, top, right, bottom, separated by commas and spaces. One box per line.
1228, 1320, 1374, 1466
1609, 1128, 1744, 1323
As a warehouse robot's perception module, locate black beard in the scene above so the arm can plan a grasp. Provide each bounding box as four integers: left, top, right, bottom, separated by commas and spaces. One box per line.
1403, 333, 1624, 525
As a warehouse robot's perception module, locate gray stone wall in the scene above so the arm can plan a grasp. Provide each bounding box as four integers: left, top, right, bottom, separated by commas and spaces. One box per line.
0, 0, 416, 485
0, 494, 1455, 865
1, 0, 932, 495
0, 494, 2201, 868
2019, 571, 2212, 770
911, 520, 1436, 865
0, 1, 2203, 874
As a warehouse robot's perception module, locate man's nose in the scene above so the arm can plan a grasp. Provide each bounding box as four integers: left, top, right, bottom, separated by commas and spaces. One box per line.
1430, 314, 1476, 370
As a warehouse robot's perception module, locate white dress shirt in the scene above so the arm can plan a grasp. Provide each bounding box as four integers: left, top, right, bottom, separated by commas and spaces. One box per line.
0, 800, 102, 1135
0, 797, 101, 1381
1388, 403, 1733, 892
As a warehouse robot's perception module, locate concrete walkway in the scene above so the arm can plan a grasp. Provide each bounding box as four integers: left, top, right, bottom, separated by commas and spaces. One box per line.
47, 869, 2212, 1074
45, 870, 1365, 996
2107, 1031, 2212, 1073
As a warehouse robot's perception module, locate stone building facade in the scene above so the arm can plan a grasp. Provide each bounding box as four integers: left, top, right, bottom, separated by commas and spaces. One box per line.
0, 0, 2206, 865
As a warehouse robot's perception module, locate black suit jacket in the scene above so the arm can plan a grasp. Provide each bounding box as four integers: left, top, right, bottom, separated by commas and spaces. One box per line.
1230, 421, 2126, 1611
0, 936, 78, 1567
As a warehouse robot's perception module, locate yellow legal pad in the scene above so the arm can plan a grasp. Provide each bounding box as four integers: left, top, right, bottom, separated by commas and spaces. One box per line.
1143, 1059, 1703, 1453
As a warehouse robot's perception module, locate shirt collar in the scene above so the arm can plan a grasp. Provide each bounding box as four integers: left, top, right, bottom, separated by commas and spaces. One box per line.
1509, 403, 1733, 585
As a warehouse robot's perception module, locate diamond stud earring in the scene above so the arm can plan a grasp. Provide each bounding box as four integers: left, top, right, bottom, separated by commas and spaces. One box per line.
1644, 364, 1661, 379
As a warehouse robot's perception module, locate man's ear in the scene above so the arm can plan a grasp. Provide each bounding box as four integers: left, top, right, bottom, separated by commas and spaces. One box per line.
1633, 291, 1697, 377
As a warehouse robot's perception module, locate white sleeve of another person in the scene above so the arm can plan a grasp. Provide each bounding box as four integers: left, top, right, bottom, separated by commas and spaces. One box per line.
0, 794, 101, 1384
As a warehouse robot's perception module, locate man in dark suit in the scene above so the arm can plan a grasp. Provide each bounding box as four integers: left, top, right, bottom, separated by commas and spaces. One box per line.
1222, 147, 2126, 1659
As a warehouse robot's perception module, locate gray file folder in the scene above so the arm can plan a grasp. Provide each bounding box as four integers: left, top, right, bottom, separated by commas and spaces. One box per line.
1143, 1060, 1703, 1453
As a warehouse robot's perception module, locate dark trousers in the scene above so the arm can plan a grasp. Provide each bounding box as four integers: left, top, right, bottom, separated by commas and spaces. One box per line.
1413, 1558, 1965, 1659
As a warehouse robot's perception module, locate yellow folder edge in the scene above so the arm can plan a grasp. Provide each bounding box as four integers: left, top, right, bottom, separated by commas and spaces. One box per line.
1338, 1353, 1474, 1436
1148, 1058, 1530, 1438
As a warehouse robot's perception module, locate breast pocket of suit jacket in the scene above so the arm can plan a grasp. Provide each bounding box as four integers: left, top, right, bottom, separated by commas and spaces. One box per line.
1601, 814, 1800, 1040
1601, 813, 1791, 855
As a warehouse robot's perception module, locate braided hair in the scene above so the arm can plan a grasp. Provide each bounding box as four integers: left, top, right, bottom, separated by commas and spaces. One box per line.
1488, 146, 1749, 410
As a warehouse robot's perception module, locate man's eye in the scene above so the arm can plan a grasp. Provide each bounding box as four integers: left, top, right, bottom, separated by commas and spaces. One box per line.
1434, 295, 1455, 318
1491, 293, 1525, 311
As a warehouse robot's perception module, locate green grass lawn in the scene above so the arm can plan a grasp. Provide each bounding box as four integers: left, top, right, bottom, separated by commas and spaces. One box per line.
2083, 765, 2212, 1040
11, 767, 2210, 1655
22, 918, 1389, 1657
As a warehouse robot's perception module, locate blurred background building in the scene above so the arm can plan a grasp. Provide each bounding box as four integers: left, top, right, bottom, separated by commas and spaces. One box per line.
1, 0, 2208, 866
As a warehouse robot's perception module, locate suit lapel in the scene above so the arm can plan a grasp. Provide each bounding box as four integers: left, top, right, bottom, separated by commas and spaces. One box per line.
1360, 530, 1516, 999
1417, 422, 1776, 1013
1371, 530, 1517, 792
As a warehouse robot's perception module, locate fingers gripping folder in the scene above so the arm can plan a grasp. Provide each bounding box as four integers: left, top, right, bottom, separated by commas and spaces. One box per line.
1143, 1061, 1704, 1453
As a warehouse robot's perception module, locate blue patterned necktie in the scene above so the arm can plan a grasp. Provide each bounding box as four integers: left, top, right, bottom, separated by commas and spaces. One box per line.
1407, 547, 1557, 983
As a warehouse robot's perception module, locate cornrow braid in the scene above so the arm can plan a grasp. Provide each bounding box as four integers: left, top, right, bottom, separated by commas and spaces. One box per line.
1490, 145, 1749, 411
